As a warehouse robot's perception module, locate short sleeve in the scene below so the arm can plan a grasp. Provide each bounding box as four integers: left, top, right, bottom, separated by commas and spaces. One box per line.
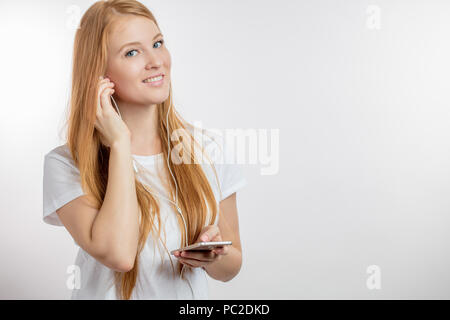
42, 146, 85, 226
213, 134, 248, 201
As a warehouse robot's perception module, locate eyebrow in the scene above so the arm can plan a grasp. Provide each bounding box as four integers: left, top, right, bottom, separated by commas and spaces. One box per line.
117, 33, 163, 53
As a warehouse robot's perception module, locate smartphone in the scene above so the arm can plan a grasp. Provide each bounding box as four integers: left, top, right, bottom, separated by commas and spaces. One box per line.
170, 241, 232, 255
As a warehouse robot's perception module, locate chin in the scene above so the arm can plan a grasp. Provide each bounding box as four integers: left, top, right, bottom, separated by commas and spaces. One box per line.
148, 91, 170, 104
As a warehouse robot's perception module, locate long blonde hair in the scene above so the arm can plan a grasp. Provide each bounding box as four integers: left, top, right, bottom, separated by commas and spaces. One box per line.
66, 0, 220, 299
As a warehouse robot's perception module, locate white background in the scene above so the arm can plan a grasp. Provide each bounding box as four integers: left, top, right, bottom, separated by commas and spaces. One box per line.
1, 0, 449, 299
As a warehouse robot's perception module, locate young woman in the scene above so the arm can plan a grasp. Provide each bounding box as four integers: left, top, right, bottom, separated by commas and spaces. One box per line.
42, 0, 247, 300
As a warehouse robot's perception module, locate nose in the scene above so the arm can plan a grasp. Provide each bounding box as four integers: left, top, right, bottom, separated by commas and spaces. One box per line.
145, 62, 162, 70
144, 53, 162, 70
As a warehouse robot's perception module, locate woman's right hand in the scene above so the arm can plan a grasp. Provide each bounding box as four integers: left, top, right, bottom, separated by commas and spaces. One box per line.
95, 76, 131, 148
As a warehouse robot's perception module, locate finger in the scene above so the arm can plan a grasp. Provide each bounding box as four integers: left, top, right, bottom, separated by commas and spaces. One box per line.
98, 78, 113, 88
101, 86, 115, 98
99, 82, 114, 92
179, 258, 197, 268
174, 251, 183, 257
214, 245, 229, 254
211, 234, 222, 242
100, 88, 115, 110
96, 80, 113, 118
99, 75, 111, 82
98, 82, 114, 96
97, 82, 114, 110
199, 226, 219, 242
180, 250, 216, 261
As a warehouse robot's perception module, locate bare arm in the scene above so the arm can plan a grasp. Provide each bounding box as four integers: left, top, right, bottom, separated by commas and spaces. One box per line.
204, 192, 243, 282
57, 139, 140, 272
90, 139, 140, 270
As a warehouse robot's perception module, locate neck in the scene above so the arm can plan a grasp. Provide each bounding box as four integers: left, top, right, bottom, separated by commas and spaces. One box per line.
114, 99, 162, 156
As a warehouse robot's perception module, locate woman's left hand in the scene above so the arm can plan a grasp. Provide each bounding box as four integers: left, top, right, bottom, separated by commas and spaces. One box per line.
173, 225, 229, 269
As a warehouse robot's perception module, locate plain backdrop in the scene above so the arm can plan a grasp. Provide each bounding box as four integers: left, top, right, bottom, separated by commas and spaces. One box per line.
1, 0, 450, 299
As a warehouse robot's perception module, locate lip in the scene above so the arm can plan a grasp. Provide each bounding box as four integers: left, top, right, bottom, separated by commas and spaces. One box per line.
142, 74, 164, 87
142, 73, 164, 82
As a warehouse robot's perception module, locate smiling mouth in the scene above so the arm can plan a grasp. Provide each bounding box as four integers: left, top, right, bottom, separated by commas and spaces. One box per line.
142, 74, 164, 83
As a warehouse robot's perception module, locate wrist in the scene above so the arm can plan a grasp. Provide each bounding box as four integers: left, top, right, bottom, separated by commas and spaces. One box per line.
111, 137, 131, 152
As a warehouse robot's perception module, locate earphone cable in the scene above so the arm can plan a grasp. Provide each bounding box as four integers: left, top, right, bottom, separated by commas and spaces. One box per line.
110, 90, 194, 297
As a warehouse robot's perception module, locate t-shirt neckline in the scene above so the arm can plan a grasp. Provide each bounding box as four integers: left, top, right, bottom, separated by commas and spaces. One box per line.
132, 152, 164, 165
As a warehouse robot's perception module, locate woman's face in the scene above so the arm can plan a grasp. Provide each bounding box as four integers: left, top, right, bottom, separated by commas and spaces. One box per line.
105, 16, 171, 105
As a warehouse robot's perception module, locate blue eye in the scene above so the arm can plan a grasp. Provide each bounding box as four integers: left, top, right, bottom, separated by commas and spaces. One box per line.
125, 49, 138, 57
125, 40, 164, 57
154, 39, 164, 48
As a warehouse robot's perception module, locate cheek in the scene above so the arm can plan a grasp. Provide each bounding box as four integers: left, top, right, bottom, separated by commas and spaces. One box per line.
115, 70, 142, 91
163, 57, 171, 85
112, 60, 141, 79
112, 80, 139, 101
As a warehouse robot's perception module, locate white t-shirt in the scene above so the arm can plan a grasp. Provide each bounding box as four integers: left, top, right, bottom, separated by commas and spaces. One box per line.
42, 130, 247, 299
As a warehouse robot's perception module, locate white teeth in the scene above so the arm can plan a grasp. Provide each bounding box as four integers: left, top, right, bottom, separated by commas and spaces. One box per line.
143, 75, 163, 83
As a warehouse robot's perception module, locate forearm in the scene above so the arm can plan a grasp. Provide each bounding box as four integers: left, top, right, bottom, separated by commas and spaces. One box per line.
91, 139, 140, 266
204, 246, 242, 282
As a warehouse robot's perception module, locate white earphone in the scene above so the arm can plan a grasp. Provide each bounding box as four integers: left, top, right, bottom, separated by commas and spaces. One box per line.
109, 90, 194, 297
